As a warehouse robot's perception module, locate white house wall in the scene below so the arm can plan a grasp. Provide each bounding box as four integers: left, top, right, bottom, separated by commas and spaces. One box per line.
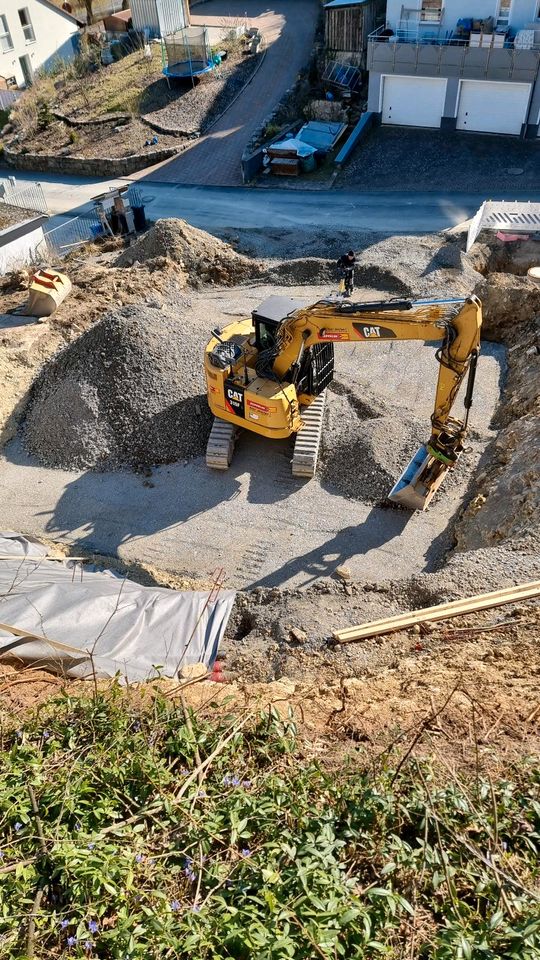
384, 0, 540, 34
0, 221, 45, 274
0, 1, 79, 88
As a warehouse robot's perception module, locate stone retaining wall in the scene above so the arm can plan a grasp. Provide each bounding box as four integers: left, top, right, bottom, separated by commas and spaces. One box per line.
52, 111, 132, 128
3, 144, 181, 177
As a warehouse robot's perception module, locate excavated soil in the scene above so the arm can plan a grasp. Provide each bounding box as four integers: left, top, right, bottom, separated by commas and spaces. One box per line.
23, 300, 213, 471
455, 269, 540, 555
116, 218, 262, 287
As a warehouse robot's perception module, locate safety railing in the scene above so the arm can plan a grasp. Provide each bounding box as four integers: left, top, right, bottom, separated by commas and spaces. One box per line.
368, 23, 540, 49
0, 178, 49, 216
41, 213, 104, 259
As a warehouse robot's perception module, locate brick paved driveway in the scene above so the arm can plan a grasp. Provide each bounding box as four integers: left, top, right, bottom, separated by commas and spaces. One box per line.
139, 0, 318, 186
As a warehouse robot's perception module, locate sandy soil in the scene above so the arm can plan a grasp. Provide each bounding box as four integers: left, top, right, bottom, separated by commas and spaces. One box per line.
2, 602, 539, 773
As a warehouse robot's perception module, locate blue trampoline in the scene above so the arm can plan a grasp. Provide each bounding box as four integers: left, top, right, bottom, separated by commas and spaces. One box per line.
162, 26, 217, 81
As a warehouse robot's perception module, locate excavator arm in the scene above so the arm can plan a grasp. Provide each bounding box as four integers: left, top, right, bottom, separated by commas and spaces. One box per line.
274, 295, 482, 509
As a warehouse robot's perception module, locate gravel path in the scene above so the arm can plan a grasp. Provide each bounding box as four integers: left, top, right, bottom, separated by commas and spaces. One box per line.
337, 127, 540, 192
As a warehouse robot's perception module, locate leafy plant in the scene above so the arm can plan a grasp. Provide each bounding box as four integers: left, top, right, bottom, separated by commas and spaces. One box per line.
36, 99, 54, 131
0, 690, 538, 958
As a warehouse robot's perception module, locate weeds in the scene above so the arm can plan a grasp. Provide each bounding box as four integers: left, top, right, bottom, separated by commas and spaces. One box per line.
0, 689, 538, 958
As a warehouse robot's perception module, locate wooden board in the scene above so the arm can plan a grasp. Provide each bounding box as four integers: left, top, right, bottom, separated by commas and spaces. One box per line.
334, 580, 540, 644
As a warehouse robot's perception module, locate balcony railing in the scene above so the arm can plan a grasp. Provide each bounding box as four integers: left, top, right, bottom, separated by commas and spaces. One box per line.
367, 24, 540, 81
368, 23, 540, 50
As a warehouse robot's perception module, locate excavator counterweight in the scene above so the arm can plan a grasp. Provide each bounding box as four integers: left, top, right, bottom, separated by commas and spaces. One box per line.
204, 293, 482, 511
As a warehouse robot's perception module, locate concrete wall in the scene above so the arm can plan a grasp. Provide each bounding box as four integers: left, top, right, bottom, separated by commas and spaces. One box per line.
0, 0, 79, 88
384, 0, 540, 34
0, 217, 45, 274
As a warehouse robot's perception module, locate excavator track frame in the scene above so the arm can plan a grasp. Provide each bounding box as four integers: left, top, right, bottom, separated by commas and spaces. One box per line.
291, 390, 326, 478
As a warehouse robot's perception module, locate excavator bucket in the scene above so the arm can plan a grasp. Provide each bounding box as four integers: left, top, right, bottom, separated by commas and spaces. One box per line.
388, 445, 451, 511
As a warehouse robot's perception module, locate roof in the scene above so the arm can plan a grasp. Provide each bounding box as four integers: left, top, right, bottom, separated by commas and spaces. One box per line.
36, 0, 85, 27
324, 0, 372, 8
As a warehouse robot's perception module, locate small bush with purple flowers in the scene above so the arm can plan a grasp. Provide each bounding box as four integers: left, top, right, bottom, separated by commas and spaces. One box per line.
0, 687, 539, 958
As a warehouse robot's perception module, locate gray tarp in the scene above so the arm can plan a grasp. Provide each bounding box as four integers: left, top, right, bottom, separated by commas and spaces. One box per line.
0, 533, 235, 681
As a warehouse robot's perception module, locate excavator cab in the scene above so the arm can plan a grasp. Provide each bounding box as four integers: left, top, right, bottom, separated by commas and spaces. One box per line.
252, 296, 301, 351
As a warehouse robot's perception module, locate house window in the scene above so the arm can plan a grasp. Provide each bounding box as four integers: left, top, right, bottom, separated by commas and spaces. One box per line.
18, 8, 36, 43
420, 1, 442, 23
0, 14, 14, 52
496, 1, 512, 25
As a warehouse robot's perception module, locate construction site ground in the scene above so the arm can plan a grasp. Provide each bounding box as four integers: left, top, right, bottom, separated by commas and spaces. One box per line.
0, 220, 539, 766
0, 276, 504, 590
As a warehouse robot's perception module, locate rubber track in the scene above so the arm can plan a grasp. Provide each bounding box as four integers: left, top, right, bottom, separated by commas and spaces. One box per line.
291, 391, 326, 478
206, 417, 237, 470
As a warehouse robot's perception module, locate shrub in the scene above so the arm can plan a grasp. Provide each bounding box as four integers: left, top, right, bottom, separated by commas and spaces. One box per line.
37, 99, 54, 130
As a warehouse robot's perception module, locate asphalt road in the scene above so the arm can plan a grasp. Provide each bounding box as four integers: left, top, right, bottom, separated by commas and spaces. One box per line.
5, 168, 540, 235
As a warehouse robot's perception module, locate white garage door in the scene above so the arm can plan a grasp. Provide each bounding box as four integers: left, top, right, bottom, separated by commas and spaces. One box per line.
382, 76, 447, 127
457, 81, 531, 135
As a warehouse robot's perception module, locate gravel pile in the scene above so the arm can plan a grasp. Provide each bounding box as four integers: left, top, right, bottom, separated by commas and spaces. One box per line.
320, 382, 427, 503
267, 258, 411, 294
23, 302, 213, 471
117, 219, 261, 287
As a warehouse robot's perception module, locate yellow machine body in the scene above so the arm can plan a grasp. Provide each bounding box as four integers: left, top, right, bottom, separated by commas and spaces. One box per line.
204, 317, 303, 439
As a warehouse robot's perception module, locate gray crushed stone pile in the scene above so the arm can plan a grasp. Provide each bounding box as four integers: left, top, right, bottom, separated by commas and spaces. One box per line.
116, 218, 261, 287
320, 381, 428, 503
23, 302, 213, 471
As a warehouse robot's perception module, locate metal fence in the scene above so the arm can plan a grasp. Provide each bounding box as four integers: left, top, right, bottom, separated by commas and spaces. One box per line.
42, 213, 103, 259
42, 186, 145, 259
0, 178, 49, 215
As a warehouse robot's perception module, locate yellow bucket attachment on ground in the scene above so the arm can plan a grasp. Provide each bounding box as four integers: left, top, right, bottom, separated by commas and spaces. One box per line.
388, 445, 452, 511
26, 269, 72, 318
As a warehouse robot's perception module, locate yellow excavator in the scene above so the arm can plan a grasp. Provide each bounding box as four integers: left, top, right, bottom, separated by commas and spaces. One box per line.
204, 293, 482, 510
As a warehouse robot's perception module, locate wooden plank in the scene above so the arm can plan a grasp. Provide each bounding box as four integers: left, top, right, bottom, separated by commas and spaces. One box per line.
333, 580, 540, 644
0, 621, 86, 655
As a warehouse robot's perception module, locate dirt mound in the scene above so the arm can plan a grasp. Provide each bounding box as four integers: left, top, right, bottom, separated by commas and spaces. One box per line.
116, 218, 261, 286
468, 235, 540, 277
456, 415, 539, 553
320, 382, 427, 503
473, 272, 539, 340
451, 271, 539, 555
23, 301, 213, 471
266, 258, 336, 286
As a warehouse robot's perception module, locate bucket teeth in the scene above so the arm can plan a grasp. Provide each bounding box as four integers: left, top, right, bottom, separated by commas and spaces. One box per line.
206, 417, 237, 470
292, 391, 326, 478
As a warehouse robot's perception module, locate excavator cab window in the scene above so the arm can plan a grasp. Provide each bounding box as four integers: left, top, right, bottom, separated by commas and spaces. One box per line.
255, 319, 279, 351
